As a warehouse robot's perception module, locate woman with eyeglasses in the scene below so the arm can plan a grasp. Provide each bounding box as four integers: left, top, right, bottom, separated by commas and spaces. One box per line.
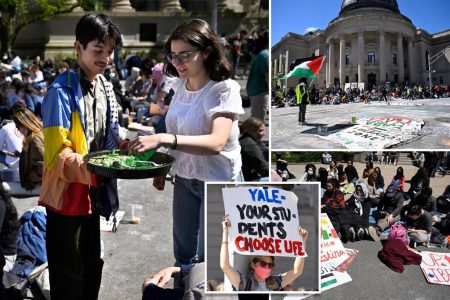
220, 216, 308, 291
129, 19, 244, 276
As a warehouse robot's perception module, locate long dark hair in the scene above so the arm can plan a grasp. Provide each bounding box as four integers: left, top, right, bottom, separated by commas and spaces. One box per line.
164, 19, 231, 81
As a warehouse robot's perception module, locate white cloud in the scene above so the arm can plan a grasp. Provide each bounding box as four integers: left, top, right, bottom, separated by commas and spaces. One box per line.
305, 27, 319, 33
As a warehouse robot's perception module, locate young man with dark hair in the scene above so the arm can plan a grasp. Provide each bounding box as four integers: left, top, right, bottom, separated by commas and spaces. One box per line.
406, 205, 432, 247
40, 13, 122, 299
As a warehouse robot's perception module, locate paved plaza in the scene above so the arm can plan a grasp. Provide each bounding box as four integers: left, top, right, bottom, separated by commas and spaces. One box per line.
271, 98, 450, 150
269, 159, 450, 300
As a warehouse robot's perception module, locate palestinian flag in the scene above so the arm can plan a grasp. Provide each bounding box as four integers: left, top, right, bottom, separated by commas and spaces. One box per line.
282, 55, 326, 79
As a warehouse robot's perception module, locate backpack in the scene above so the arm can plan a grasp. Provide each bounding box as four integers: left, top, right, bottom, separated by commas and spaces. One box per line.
388, 223, 409, 246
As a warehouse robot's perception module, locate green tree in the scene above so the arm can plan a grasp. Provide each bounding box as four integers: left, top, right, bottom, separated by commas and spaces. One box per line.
0, 0, 100, 55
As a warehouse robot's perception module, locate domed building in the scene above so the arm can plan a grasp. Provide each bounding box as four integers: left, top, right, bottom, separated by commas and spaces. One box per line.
272, 0, 450, 90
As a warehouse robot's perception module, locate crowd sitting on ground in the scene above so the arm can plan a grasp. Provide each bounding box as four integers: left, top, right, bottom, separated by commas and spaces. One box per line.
272, 83, 450, 107
296, 152, 450, 249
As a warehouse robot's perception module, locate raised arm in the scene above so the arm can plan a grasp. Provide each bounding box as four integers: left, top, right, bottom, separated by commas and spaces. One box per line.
220, 215, 240, 290
280, 227, 308, 288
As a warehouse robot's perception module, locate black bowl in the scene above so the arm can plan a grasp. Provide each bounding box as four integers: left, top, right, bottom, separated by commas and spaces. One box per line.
84, 150, 175, 179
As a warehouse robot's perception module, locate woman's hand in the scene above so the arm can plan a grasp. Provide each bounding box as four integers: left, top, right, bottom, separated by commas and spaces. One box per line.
299, 227, 308, 244
222, 215, 231, 232
142, 266, 180, 291
128, 135, 161, 153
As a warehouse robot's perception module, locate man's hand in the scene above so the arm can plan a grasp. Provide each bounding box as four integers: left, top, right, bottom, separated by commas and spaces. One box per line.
142, 266, 180, 291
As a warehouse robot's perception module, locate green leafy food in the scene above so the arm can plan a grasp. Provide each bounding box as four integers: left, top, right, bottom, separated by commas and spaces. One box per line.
88, 151, 161, 170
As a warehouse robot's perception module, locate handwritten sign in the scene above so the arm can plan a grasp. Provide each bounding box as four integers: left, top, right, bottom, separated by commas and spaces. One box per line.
420, 251, 450, 285
222, 187, 306, 258
319, 118, 423, 149
320, 213, 352, 291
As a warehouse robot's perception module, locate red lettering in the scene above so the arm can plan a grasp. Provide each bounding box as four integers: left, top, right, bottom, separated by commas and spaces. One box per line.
320, 250, 346, 263
235, 236, 247, 252
275, 239, 282, 253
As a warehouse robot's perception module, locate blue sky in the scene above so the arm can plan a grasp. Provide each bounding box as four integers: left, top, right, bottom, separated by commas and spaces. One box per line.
271, 0, 450, 46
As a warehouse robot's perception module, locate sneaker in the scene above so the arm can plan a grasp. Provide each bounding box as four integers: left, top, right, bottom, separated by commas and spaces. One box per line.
409, 240, 417, 249
368, 226, 380, 242
357, 228, 365, 240
348, 227, 356, 242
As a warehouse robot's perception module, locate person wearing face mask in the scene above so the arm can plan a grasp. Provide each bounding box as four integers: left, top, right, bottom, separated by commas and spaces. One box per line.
343, 182, 375, 242
220, 215, 308, 291
300, 163, 317, 182
4, 107, 44, 196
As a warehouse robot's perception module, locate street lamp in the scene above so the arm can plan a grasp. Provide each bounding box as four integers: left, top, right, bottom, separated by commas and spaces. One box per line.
427, 46, 450, 89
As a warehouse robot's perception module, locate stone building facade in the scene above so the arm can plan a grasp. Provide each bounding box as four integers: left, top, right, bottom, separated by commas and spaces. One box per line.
13, 0, 268, 59
272, 0, 450, 90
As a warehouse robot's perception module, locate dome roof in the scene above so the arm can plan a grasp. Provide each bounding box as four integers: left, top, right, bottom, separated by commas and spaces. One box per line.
340, 0, 400, 15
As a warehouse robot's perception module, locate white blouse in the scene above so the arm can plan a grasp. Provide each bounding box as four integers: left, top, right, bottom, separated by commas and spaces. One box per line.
165, 78, 245, 182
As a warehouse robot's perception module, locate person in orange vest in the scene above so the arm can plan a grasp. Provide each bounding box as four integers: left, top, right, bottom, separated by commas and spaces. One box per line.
295, 77, 310, 125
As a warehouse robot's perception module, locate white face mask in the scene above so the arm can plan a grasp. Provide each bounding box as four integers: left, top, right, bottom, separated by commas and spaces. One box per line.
307, 170, 313, 176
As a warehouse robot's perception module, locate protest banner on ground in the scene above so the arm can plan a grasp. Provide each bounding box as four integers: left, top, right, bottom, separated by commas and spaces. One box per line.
420, 251, 450, 285
318, 118, 424, 149
320, 213, 352, 291
222, 186, 306, 258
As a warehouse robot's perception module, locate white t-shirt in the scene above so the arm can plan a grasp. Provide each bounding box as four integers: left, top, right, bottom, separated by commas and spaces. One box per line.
166, 78, 244, 182
0, 122, 24, 166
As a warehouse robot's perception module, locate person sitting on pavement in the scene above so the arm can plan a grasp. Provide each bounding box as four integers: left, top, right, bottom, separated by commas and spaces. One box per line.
321, 178, 347, 240
405, 205, 432, 248
239, 117, 268, 181
364, 170, 383, 203
327, 160, 338, 180
390, 166, 405, 193
300, 163, 317, 182
337, 163, 354, 194
0, 112, 24, 186
142, 262, 205, 300
0, 182, 20, 272
344, 160, 359, 184
5, 107, 43, 196
407, 187, 439, 222
374, 184, 404, 237
374, 167, 385, 194
344, 182, 376, 242
220, 215, 308, 291
362, 161, 374, 179
407, 166, 430, 200
317, 167, 328, 197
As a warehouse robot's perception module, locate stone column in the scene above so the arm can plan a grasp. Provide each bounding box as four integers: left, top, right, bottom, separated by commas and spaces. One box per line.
408, 37, 415, 83
285, 49, 289, 77
279, 52, 283, 74
272, 59, 276, 78
358, 32, 364, 84
328, 39, 335, 87
112, 0, 135, 11
397, 33, 404, 83
379, 30, 386, 84
339, 36, 345, 88
160, 0, 184, 12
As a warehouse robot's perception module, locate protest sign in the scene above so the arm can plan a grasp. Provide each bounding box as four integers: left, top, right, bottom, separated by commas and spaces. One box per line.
222, 186, 306, 258
319, 118, 423, 149
420, 251, 450, 285
320, 213, 352, 291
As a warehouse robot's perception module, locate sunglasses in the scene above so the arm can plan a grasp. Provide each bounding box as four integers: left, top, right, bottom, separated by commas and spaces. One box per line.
167, 49, 199, 64
257, 261, 275, 269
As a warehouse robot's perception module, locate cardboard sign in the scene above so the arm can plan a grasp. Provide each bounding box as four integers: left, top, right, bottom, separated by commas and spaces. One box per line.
222, 187, 306, 258
420, 251, 450, 285
319, 118, 423, 149
320, 213, 352, 291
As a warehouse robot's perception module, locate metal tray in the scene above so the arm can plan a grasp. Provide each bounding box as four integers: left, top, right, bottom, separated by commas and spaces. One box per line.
84, 150, 174, 179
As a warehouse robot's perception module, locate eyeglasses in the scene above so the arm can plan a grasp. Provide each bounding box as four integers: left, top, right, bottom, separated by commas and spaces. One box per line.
257, 261, 275, 269
167, 49, 199, 64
